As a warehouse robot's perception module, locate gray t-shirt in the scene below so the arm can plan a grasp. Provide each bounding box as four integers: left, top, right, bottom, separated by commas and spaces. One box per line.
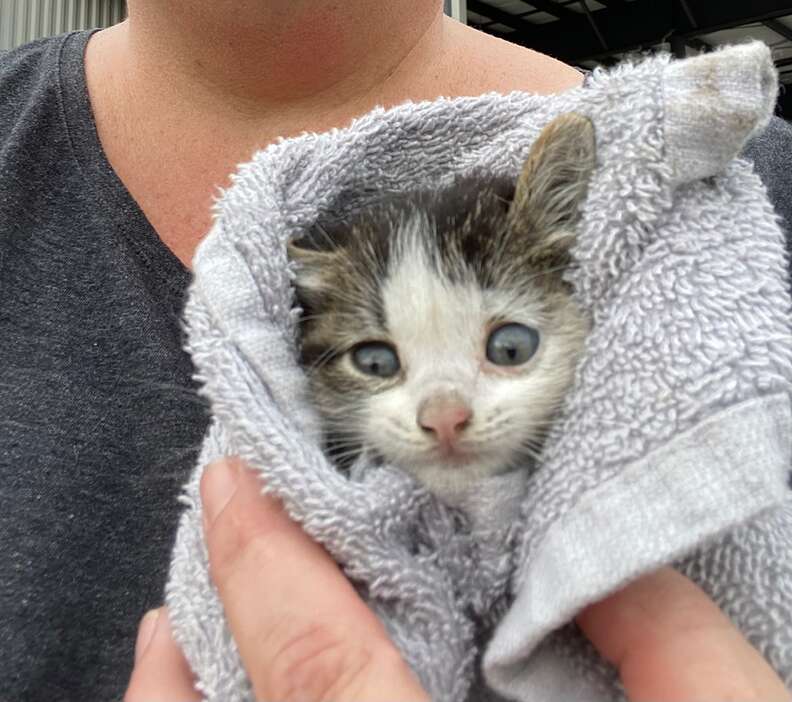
1, 30, 791, 702
0, 31, 209, 701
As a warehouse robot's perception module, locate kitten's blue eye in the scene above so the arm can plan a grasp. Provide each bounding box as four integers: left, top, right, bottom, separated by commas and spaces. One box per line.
351, 342, 400, 378
486, 324, 540, 366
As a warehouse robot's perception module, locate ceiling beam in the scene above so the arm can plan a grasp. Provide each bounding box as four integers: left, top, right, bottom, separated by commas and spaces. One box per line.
523, 0, 579, 22
764, 18, 792, 43
479, 0, 671, 63
677, 0, 792, 36
686, 37, 712, 52
669, 34, 687, 58
476, 0, 792, 64
579, 0, 609, 50
676, 0, 698, 27
467, 0, 543, 37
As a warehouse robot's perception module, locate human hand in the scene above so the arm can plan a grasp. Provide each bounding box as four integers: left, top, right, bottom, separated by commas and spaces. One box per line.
126, 459, 789, 702
125, 457, 430, 702
577, 566, 790, 701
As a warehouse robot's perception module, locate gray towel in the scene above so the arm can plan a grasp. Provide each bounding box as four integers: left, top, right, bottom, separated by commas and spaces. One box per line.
166, 42, 792, 702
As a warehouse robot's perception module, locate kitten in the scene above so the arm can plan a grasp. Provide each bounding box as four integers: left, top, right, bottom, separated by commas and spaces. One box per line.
289, 113, 596, 501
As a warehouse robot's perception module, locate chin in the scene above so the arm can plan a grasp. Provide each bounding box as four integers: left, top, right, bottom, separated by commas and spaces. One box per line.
403, 455, 510, 501
370, 438, 529, 501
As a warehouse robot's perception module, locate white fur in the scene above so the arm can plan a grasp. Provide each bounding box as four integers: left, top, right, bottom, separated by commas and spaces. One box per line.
362, 215, 584, 499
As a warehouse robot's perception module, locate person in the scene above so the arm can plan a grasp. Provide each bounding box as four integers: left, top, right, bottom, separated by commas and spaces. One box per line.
0, 1, 789, 700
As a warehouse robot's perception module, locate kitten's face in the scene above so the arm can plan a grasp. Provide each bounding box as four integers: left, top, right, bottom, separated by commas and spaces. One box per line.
290, 113, 596, 499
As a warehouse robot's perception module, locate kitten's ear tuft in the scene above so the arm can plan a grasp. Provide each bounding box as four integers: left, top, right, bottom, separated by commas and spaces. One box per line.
508, 113, 596, 255
288, 238, 338, 302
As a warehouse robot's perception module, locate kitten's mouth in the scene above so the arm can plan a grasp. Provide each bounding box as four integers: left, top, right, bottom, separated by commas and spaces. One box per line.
430, 443, 478, 467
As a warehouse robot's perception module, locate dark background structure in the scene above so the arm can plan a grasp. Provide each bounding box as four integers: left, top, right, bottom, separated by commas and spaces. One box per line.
460, 0, 792, 119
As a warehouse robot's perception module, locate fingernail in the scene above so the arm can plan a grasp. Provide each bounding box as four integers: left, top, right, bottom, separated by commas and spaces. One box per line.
134, 608, 160, 663
202, 459, 241, 528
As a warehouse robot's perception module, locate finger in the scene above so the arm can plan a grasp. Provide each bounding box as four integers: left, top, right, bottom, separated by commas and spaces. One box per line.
134, 608, 160, 663
577, 567, 790, 702
201, 457, 429, 702
125, 607, 201, 702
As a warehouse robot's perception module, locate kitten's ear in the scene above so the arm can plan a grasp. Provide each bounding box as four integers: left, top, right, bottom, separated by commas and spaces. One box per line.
287, 239, 339, 302
508, 113, 596, 256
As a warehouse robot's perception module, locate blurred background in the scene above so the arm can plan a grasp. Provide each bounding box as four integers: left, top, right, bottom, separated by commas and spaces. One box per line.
1, 0, 790, 118
447, 0, 792, 118
0, 0, 125, 50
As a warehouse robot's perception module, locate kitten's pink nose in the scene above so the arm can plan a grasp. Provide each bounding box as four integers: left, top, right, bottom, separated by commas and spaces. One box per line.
417, 394, 473, 445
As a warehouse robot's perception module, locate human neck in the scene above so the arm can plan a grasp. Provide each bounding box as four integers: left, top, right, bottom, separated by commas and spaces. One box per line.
85, 3, 582, 269
124, 0, 444, 115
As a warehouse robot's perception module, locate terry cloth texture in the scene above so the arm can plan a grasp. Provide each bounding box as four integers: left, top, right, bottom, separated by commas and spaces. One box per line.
167, 43, 792, 702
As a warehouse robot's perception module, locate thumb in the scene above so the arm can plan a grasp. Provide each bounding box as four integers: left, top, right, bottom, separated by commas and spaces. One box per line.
201, 457, 429, 702
577, 567, 789, 702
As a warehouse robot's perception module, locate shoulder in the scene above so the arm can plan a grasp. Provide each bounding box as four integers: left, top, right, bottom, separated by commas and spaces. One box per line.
743, 116, 792, 179
0, 34, 62, 98
427, 18, 583, 99
742, 117, 792, 246
0, 32, 63, 67
0, 33, 81, 144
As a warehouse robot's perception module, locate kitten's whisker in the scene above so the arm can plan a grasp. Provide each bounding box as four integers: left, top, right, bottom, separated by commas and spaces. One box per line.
309, 221, 338, 250
324, 425, 365, 435
291, 175, 590, 496
326, 437, 363, 448
304, 339, 352, 373
327, 448, 363, 463
512, 444, 544, 462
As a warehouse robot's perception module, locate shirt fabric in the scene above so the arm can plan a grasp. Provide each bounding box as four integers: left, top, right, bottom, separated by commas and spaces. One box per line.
1, 30, 790, 702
